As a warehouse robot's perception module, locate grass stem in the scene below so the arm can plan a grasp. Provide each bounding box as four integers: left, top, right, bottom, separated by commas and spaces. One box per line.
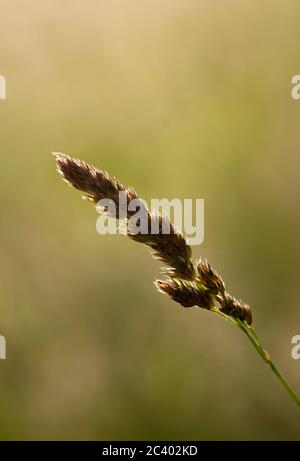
212, 308, 300, 408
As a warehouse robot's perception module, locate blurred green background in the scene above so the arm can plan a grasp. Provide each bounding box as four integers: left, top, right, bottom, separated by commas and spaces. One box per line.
1, 0, 300, 440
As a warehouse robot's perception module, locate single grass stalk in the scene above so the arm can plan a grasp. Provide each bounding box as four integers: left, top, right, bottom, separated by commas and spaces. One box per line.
54, 152, 300, 408
211, 307, 300, 407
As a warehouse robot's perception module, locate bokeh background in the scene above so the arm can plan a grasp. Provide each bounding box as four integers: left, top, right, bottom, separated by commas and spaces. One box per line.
1, 0, 300, 440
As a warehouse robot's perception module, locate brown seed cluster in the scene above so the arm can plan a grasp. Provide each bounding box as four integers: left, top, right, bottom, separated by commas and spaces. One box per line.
54, 153, 138, 217
155, 278, 213, 309
196, 258, 225, 295
220, 293, 252, 325
54, 153, 253, 325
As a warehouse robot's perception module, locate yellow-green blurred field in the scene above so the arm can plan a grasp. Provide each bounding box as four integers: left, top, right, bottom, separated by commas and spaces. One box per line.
1, 0, 300, 440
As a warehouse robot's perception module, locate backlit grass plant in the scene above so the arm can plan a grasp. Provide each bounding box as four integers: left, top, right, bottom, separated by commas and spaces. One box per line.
54, 153, 300, 408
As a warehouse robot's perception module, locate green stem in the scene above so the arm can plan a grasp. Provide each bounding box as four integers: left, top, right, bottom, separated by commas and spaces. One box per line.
212, 307, 300, 408
211, 306, 239, 327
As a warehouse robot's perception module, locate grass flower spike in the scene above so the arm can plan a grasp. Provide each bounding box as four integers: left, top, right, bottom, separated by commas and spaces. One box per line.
54, 152, 300, 408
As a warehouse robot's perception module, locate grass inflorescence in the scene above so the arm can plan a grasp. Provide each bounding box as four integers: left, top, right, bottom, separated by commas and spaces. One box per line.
54, 152, 300, 408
